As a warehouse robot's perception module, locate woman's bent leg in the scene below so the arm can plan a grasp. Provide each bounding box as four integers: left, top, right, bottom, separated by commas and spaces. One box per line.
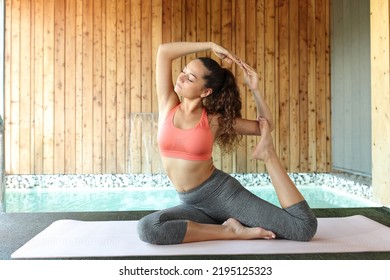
137, 204, 219, 245
137, 203, 275, 244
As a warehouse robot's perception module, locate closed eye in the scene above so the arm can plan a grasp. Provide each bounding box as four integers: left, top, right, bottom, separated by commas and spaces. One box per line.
181, 69, 194, 83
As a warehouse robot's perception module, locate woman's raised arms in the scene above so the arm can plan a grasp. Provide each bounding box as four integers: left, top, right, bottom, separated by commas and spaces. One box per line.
155, 42, 238, 114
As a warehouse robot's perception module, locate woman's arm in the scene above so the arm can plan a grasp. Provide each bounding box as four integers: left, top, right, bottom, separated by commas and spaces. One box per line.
239, 62, 274, 131
233, 118, 262, 136
156, 42, 238, 113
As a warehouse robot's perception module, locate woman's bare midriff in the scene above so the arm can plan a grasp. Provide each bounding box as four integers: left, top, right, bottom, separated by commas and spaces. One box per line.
161, 156, 216, 192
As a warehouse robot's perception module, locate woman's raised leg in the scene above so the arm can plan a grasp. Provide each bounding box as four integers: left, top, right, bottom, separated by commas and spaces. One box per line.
252, 118, 304, 209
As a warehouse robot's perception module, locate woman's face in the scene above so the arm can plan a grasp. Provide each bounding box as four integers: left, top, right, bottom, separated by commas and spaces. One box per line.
174, 59, 211, 99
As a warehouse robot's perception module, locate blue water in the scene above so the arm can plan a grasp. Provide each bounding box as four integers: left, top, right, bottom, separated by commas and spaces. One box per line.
5, 185, 378, 213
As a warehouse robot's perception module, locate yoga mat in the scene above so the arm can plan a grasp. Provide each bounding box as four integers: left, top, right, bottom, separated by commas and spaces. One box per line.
11, 215, 390, 259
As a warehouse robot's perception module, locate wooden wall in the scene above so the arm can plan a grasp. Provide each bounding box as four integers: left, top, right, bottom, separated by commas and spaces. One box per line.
4, 0, 330, 175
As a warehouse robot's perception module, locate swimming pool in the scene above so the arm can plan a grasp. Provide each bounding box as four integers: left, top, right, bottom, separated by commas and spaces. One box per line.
4, 173, 378, 212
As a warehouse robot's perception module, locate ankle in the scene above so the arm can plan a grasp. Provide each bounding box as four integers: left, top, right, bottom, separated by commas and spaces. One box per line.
261, 148, 277, 163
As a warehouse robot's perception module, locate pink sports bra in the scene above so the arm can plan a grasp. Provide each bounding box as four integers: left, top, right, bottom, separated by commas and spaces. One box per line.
157, 104, 213, 161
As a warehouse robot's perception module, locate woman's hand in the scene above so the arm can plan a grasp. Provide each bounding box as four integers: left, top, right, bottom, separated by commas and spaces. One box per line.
211, 42, 240, 65
239, 61, 259, 92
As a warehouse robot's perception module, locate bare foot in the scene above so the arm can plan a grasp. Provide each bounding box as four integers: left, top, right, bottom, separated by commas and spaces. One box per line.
222, 218, 276, 240
252, 118, 276, 162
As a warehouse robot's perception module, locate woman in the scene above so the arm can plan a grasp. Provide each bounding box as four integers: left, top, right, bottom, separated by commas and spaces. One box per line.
137, 42, 317, 245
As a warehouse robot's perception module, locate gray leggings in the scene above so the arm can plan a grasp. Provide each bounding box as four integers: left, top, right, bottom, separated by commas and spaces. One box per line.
137, 169, 318, 245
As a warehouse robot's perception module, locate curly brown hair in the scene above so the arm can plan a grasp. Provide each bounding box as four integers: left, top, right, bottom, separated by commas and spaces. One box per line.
197, 57, 243, 154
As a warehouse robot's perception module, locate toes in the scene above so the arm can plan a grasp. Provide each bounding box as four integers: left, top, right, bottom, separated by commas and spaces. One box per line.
260, 229, 276, 239
267, 231, 276, 239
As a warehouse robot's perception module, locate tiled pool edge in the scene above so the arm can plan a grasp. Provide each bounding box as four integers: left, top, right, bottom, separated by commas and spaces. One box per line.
5, 172, 373, 200
315, 173, 372, 200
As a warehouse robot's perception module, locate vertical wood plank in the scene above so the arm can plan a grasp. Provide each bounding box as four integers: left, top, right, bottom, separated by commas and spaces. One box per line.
141, 0, 152, 173
151, 0, 163, 172
93, 0, 103, 173
105, 0, 117, 173
29, 0, 36, 173
274, 0, 280, 160
130, 0, 142, 173
141, 0, 152, 114
185, 0, 197, 63
116, 0, 126, 173
152, 0, 162, 113
325, 0, 331, 171
278, 0, 290, 170
5, 0, 20, 173
43, 0, 55, 173
289, 0, 300, 172
75, 0, 83, 173
315, 0, 327, 171
101, 0, 107, 173
125, 0, 132, 172
65, 0, 77, 173
298, 0, 309, 171
10, 0, 20, 174
33, 0, 44, 174
54, 0, 65, 173
4, 0, 12, 174
19, 0, 31, 173
82, 0, 94, 173
307, 0, 317, 171
197, 0, 208, 57
162, 0, 172, 44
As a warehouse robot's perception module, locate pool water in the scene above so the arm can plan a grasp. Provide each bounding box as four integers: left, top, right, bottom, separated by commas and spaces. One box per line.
5, 185, 378, 213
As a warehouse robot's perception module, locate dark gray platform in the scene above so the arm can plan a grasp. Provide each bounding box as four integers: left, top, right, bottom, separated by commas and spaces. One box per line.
1, 207, 389, 260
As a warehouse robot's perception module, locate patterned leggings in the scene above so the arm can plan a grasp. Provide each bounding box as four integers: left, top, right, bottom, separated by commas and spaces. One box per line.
137, 168, 318, 245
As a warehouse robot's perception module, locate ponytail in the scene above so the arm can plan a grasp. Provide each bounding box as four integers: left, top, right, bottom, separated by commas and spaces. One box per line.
197, 57, 243, 154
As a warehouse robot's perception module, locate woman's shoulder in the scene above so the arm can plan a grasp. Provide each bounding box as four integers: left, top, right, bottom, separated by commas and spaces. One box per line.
206, 113, 222, 136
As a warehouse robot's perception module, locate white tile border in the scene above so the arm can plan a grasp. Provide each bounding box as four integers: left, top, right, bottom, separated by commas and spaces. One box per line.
5, 172, 372, 200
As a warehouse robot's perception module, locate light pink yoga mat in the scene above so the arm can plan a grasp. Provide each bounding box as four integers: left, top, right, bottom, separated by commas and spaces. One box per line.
11, 215, 390, 259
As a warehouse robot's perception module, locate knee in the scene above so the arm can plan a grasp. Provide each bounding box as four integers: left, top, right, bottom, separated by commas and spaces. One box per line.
307, 216, 318, 241
284, 200, 318, 241
295, 216, 318, 242
137, 215, 160, 244
137, 213, 186, 245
